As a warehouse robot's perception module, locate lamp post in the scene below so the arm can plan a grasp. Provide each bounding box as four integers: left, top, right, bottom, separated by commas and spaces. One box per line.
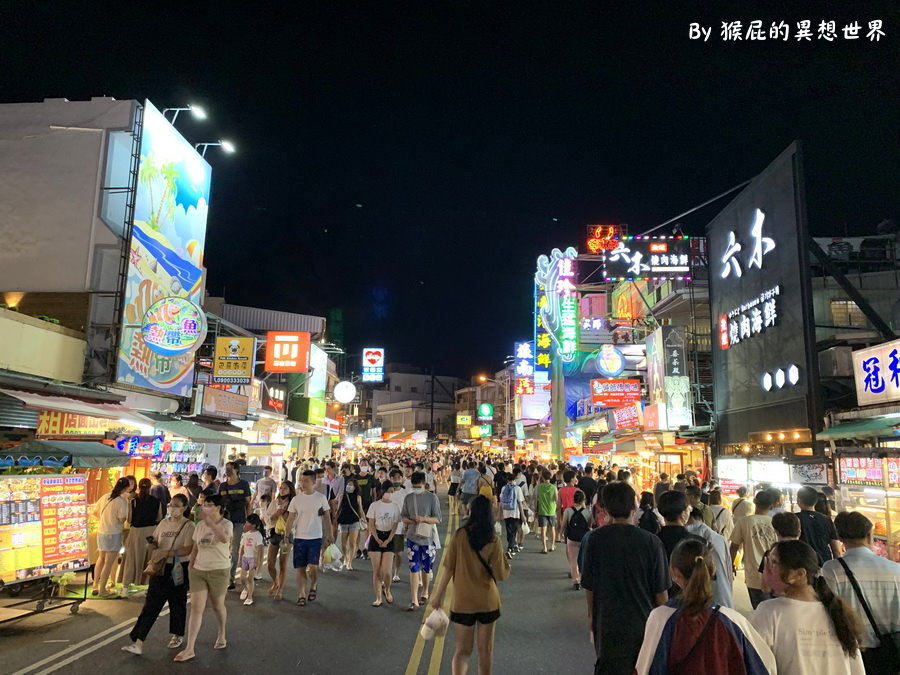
162, 104, 207, 124
194, 140, 236, 157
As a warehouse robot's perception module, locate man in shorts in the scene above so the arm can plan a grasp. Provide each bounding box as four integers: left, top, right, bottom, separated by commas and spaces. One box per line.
401, 472, 441, 611
535, 470, 558, 553
284, 471, 334, 606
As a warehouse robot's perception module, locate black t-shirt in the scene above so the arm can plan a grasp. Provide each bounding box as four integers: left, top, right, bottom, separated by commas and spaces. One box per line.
130, 495, 161, 528
581, 524, 670, 666
355, 473, 375, 509
150, 484, 170, 509
577, 477, 598, 503
798, 510, 838, 564
493, 471, 508, 496
656, 525, 691, 560
218, 479, 251, 524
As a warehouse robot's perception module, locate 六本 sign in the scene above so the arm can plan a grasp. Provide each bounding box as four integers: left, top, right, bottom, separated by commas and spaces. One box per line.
213, 336, 256, 384
603, 236, 696, 281
264, 332, 311, 373
852, 337, 900, 407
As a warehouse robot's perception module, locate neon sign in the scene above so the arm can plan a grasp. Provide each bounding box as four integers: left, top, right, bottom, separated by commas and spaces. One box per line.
535, 247, 579, 363
586, 224, 623, 254
595, 345, 626, 377
514, 341, 535, 395
140, 297, 207, 356
602, 236, 694, 281
720, 208, 776, 279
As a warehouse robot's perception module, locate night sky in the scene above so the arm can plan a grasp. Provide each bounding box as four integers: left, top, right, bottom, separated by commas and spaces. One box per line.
3, 3, 898, 378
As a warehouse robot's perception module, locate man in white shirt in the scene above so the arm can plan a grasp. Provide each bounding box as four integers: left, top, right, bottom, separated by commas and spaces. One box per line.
822, 511, 900, 673
253, 465, 278, 508
284, 470, 333, 606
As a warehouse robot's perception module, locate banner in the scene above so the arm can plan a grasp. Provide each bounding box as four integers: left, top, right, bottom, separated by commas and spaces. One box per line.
213, 336, 256, 384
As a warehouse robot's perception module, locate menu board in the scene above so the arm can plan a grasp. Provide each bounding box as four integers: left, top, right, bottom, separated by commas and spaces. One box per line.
0, 475, 89, 584
838, 457, 884, 488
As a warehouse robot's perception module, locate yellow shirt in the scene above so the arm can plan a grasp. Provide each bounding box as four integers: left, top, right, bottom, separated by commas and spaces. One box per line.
444, 530, 510, 614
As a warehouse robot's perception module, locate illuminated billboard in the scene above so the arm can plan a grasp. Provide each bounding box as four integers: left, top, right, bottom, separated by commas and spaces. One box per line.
361, 347, 385, 382
535, 247, 579, 363
116, 100, 211, 396
602, 236, 698, 281
264, 332, 311, 373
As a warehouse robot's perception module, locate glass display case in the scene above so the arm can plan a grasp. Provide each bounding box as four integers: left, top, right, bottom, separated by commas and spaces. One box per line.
836, 455, 900, 563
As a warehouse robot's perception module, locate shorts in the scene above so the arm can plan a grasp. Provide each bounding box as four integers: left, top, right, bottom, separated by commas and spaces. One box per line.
293, 538, 323, 568
339, 521, 363, 532
450, 609, 501, 626
448, 483, 459, 496
406, 540, 436, 573
188, 567, 229, 596
97, 532, 123, 552
460, 492, 476, 507
538, 515, 556, 527
368, 530, 401, 553
269, 529, 284, 547
239, 557, 256, 571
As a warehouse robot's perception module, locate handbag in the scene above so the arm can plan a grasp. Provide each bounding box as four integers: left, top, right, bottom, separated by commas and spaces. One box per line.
837, 558, 900, 671
144, 519, 189, 578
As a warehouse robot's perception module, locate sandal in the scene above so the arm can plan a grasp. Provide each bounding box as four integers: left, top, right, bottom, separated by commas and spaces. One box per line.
372, 600, 383, 607
297, 597, 307, 607
307, 588, 318, 603
173, 651, 195, 663
406, 603, 419, 612
214, 639, 227, 650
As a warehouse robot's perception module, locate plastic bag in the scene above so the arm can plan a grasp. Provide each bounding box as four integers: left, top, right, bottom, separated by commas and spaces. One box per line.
521, 522, 531, 536
323, 543, 342, 564
419, 608, 450, 640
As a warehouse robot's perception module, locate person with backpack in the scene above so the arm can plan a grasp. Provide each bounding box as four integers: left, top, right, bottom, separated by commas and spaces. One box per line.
499, 473, 526, 559
638, 491, 662, 535
561, 490, 591, 590
634, 538, 776, 674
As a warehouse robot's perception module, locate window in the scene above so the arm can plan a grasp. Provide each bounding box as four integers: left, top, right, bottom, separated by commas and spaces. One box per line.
410, 386, 418, 393
830, 299, 867, 327
394, 385, 401, 392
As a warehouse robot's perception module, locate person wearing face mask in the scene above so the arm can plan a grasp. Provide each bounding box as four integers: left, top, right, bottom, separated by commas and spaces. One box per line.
337, 478, 365, 571
217, 461, 252, 590
367, 480, 403, 606
401, 472, 442, 611
122, 494, 195, 656
389, 469, 410, 583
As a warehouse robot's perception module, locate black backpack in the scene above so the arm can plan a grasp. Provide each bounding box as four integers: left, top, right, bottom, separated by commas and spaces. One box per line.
639, 507, 661, 535
566, 507, 590, 541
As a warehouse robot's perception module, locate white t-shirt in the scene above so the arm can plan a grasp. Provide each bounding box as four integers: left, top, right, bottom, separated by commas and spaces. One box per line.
288, 491, 331, 540
96, 495, 129, 535
425, 472, 436, 491
240, 530, 264, 560
500, 484, 525, 519
750, 597, 865, 675
193, 519, 233, 571
366, 499, 402, 532
389, 486, 409, 535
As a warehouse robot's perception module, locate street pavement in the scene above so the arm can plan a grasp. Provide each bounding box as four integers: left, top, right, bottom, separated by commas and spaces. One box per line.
1, 491, 755, 674
1, 490, 597, 674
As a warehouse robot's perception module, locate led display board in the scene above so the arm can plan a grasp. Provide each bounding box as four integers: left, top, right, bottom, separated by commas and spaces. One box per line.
535, 247, 579, 363
116, 101, 211, 396
361, 347, 385, 383
602, 236, 697, 281
514, 341, 535, 395
708, 142, 819, 446
586, 224, 625, 254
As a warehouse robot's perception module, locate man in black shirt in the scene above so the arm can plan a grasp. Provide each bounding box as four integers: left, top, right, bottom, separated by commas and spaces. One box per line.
656, 490, 692, 598
218, 461, 251, 588
577, 465, 598, 504
796, 485, 841, 564
582, 482, 669, 675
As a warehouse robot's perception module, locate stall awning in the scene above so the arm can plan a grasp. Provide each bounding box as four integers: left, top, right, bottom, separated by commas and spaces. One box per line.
147, 418, 249, 445
818, 416, 900, 440
0, 388, 149, 422
8, 439, 131, 468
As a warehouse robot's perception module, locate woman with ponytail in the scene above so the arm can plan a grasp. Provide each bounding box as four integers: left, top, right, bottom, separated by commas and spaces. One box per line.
635, 537, 775, 674
751, 539, 865, 674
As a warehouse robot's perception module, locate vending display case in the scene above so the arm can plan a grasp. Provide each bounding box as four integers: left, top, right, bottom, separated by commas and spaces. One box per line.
837, 455, 900, 563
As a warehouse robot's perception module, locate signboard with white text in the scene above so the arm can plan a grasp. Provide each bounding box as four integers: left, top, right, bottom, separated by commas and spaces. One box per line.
852, 338, 900, 407
361, 347, 385, 382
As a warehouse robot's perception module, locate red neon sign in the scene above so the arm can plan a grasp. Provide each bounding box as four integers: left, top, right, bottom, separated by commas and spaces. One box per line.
586, 225, 622, 254
718, 315, 730, 350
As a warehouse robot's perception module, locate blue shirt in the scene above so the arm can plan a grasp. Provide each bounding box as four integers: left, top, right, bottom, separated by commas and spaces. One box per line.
461, 469, 480, 495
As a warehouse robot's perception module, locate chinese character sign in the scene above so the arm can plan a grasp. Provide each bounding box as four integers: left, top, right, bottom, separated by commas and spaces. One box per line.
264, 332, 311, 372
852, 338, 900, 406
602, 237, 696, 281
535, 247, 579, 363
591, 379, 641, 407
213, 336, 256, 384
514, 341, 535, 388
534, 283, 552, 380
361, 347, 385, 382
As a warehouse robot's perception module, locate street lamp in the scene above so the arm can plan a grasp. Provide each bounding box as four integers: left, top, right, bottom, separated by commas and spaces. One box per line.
194, 140, 236, 157
162, 104, 207, 123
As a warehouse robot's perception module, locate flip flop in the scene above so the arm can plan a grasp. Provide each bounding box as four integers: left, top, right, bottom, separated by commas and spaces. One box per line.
297, 597, 307, 607
307, 588, 318, 602
406, 603, 419, 612
173, 651, 195, 663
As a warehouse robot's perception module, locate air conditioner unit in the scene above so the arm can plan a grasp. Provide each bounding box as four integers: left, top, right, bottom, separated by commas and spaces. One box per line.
818, 346, 853, 377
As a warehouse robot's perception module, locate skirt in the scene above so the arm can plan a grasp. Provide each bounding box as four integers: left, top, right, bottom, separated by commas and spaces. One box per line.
448, 483, 459, 496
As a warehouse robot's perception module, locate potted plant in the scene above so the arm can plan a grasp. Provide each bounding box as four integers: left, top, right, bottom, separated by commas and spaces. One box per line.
51, 572, 76, 598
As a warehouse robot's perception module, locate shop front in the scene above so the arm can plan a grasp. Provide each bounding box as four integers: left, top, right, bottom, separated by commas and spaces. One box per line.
142, 416, 248, 476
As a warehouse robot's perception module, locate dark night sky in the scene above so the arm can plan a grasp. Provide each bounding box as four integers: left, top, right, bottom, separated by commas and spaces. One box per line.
2, 2, 898, 377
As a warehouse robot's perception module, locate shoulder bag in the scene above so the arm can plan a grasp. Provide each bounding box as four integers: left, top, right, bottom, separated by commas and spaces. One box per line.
144, 519, 189, 578
412, 494, 433, 539
837, 558, 900, 671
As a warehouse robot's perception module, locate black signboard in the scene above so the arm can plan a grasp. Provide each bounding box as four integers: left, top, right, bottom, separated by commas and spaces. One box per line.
602, 236, 699, 281
261, 382, 287, 414
707, 142, 820, 446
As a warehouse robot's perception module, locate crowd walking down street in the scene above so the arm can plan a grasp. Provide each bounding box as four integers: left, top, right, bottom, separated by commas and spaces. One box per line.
3, 451, 900, 675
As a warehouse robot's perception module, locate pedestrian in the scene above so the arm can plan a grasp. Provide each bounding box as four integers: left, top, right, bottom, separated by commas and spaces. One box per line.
448, 461, 462, 513
578, 465, 598, 505
476, 465, 495, 504
431, 494, 510, 675
253, 465, 278, 506
752, 539, 865, 674
91, 477, 130, 598
652, 473, 671, 504
201, 466, 219, 492
336, 477, 365, 571
582, 482, 670, 675
730, 489, 778, 609
366, 480, 402, 607
401, 471, 442, 611
460, 460, 480, 516
499, 472, 526, 559
174, 493, 232, 662
766, 487, 786, 517
184, 473, 202, 512
685, 508, 734, 609
796, 485, 842, 564
168, 474, 190, 508
284, 470, 334, 606
634, 537, 776, 674
708, 490, 734, 541
672, 474, 687, 493
731, 485, 754, 523
561, 489, 591, 590
657, 490, 692, 559
217, 461, 251, 590
536, 470, 558, 553
150, 472, 171, 510
238, 514, 265, 606
685, 485, 715, 529
821, 511, 900, 674
638, 491, 662, 535
122, 478, 162, 587
757, 511, 801, 594
121, 494, 195, 656
557, 470, 579, 535
265, 481, 294, 600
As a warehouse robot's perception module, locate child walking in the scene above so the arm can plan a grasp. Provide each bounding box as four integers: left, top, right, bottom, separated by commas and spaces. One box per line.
239, 515, 265, 606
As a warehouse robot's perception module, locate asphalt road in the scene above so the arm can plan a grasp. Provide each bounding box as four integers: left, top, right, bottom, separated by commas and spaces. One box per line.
1, 491, 598, 674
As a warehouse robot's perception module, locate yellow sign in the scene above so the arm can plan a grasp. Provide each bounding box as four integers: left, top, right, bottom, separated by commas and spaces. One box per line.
213, 337, 256, 385
456, 414, 472, 426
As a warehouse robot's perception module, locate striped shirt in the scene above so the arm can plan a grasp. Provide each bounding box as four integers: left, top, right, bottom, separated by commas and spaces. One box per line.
821, 546, 900, 649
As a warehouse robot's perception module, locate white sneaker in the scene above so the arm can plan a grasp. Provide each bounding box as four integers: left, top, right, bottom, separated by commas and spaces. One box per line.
254, 575, 263, 581
392, 574, 400, 582
243, 598, 254, 606
121, 642, 142, 655
239, 589, 248, 600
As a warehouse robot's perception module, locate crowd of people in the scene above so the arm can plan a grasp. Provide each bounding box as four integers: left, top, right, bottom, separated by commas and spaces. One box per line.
89, 450, 900, 673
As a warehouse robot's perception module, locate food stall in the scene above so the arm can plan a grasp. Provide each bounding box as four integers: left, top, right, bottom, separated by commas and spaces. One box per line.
835, 454, 900, 562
